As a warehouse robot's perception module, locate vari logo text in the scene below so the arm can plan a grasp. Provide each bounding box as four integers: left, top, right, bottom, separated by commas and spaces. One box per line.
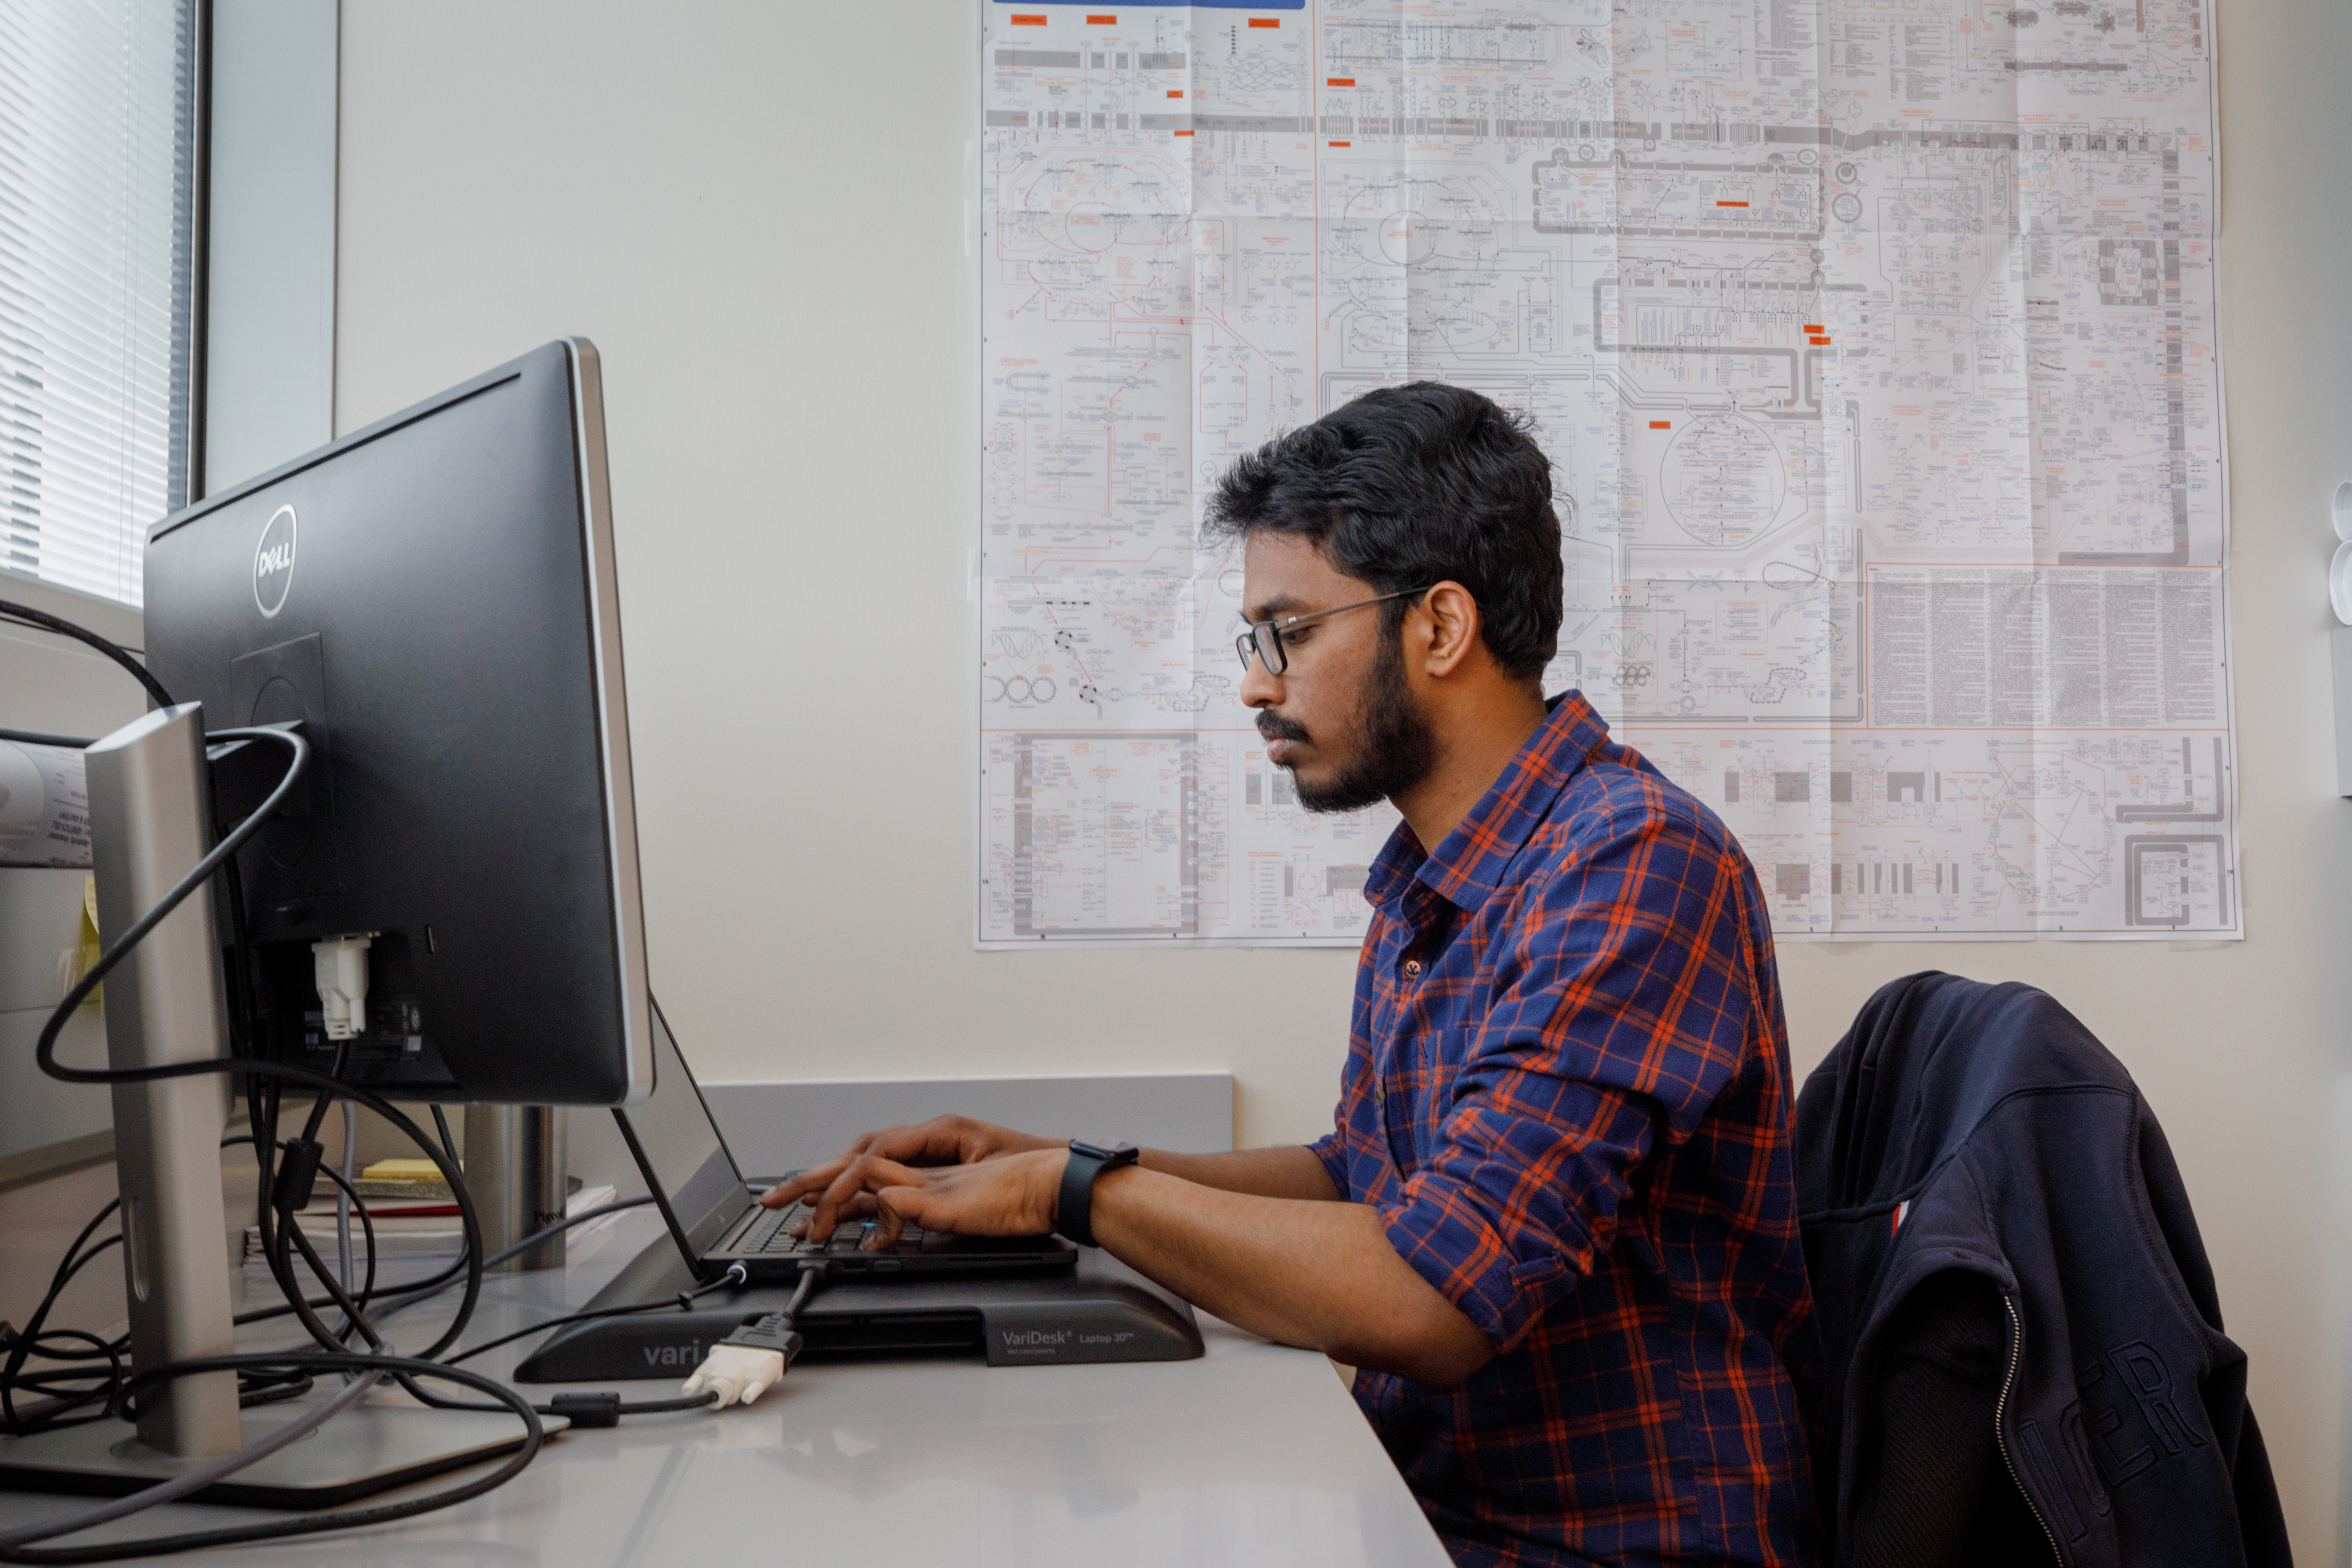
1001, 1329, 1071, 1349
641, 1343, 703, 1368
254, 505, 298, 617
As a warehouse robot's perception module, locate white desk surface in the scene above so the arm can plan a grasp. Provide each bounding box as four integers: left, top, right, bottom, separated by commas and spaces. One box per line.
0, 1211, 1454, 1567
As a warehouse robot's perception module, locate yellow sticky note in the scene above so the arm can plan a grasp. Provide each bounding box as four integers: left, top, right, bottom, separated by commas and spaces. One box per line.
76, 873, 101, 1008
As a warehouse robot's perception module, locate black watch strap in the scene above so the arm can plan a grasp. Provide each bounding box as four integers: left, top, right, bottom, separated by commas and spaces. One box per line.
1055, 1139, 1139, 1248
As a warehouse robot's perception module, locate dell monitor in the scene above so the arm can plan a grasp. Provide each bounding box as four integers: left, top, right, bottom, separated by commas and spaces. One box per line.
142, 339, 652, 1106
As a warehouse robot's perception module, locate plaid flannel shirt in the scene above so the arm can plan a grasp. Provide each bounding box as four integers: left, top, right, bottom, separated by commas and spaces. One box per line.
1311, 692, 1820, 1568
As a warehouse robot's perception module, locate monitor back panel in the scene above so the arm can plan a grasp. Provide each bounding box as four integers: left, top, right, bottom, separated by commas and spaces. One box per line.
144, 342, 647, 1105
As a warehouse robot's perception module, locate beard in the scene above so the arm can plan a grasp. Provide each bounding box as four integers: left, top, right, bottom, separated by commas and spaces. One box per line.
1262, 624, 1437, 815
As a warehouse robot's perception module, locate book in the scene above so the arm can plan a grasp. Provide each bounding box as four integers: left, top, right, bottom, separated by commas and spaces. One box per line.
354, 1157, 455, 1203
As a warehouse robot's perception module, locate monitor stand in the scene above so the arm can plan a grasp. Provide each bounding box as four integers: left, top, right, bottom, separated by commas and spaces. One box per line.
0, 705, 546, 1509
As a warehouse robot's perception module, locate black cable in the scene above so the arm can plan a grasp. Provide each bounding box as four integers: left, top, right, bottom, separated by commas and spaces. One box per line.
0, 1329, 121, 1432
284, 1153, 381, 1341
0, 601, 170, 710
405, 1262, 750, 1422
217, 1132, 387, 1336
777, 1262, 822, 1327
3, 1168, 365, 1435
368, 1196, 659, 1325
233, 1368, 312, 1410
442, 1265, 749, 1368
0, 1354, 545, 1565
2, 1202, 123, 1435
0, 1331, 121, 1434
0, 728, 93, 749
243, 1077, 286, 1328
429, 1102, 461, 1167
3, 1128, 389, 1435
598, 1393, 724, 1416
217, 855, 258, 1061
256, 1052, 375, 1347
480, 1194, 655, 1270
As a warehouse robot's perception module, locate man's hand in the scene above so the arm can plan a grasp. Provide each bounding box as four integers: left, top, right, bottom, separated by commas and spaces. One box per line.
760, 1113, 1058, 1211
759, 1145, 1066, 1247
757, 1115, 1064, 1242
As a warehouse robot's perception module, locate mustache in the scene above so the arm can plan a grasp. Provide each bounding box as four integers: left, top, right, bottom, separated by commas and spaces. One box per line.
1256, 713, 1310, 745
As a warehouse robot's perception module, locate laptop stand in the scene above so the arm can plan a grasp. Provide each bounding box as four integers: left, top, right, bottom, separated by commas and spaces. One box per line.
516, 1229, 1203, 1382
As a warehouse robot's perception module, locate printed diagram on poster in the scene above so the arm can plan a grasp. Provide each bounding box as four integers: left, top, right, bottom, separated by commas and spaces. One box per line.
976, 0, 2233, 944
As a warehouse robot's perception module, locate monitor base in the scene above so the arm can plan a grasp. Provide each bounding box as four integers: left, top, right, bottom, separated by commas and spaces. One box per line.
0, 1402, 558, 1511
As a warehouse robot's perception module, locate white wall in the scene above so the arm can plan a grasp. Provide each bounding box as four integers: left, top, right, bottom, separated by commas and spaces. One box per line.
332, 1, 2352, 1552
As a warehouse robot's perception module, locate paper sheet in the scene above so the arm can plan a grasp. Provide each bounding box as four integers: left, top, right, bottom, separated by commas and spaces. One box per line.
0, 739, 93, 870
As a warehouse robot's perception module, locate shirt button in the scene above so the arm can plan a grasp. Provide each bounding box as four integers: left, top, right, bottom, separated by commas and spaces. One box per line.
1402, 959, 1423, 981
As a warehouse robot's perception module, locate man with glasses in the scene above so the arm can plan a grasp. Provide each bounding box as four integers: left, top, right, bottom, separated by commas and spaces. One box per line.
765, 384, 1819, 1568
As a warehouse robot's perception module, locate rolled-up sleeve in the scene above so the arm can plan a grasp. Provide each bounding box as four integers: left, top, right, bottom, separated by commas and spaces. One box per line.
1376, 800, 1757, 1352
1308, 1126, 1350, 1197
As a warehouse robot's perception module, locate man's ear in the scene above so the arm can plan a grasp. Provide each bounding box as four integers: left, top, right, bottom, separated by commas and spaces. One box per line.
1419, 582, 1481, 677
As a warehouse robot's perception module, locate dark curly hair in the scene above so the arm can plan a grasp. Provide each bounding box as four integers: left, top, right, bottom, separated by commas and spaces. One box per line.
1201, 383, 1562, 682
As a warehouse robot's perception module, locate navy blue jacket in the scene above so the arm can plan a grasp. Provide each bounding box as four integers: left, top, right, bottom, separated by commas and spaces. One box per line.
1796, 972, 2290, 1568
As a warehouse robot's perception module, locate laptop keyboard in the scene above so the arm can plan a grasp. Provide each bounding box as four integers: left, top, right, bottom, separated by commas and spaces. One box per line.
734, 1201, 937, 1256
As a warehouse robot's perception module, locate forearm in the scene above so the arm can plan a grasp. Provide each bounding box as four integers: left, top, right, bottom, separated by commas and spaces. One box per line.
1138, 1143, 1341, 1201
1087, 1166, 1492, 1384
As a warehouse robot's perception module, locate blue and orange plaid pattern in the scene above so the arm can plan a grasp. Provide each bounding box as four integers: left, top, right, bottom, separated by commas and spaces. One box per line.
1310, 691, 1820, 1568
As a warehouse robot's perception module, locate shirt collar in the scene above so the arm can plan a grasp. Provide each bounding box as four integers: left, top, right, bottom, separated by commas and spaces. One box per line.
1363, 691, 1612, 917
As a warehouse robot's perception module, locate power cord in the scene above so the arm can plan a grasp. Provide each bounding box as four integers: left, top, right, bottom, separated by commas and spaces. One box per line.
364, 1194, 659, 1326
445, 1263, 752, 1368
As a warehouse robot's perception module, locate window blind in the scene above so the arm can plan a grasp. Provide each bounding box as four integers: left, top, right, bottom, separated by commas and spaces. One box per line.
0, 0, 200, 610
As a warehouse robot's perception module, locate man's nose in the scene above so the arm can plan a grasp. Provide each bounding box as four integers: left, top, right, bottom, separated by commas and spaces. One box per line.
1238, 650, 1283, 709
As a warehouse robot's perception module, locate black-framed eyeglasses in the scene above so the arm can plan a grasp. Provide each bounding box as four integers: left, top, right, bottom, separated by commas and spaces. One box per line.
1234, 587, 1432, 676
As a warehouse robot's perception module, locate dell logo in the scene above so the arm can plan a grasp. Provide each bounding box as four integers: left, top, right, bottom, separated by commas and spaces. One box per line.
253, 505, 297, 618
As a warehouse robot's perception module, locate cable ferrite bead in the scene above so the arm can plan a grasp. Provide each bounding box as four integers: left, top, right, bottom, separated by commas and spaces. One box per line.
272, 1138, 327, 1211
548, 1391, 622, 1429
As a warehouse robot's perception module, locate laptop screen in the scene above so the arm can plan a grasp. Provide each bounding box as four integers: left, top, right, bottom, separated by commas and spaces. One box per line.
614, 998, 755, 1262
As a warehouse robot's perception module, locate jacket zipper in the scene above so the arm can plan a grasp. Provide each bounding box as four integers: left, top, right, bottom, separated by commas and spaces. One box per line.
1997, 1293, 2064, 1567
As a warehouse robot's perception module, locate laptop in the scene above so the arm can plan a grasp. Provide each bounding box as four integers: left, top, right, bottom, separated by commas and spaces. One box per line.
611, 999, 1076, 1282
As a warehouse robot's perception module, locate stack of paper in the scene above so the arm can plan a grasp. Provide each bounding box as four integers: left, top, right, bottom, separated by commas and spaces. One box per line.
244, 1185, 619, 1276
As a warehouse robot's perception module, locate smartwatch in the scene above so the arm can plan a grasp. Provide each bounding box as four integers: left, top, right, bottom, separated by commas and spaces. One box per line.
1055, 1139, 1139, 1248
